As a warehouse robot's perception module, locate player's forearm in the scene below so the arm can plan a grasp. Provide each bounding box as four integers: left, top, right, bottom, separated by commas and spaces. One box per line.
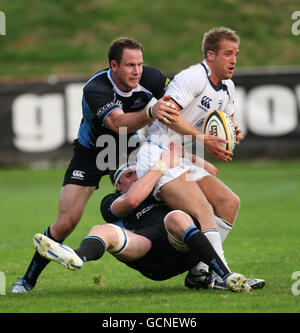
112, 143, 180, 215
125, 143, 181, 207
112, 165, 165, 216
166, 114, 204, 141
110, 110, 150, 133
125, 167, 164, 206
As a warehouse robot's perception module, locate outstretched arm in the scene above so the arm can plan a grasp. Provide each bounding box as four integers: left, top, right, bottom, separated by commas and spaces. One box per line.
105, 96, 179, 133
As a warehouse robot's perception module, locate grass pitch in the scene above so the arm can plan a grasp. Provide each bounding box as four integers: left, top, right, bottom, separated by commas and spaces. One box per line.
0, 159, 300, 314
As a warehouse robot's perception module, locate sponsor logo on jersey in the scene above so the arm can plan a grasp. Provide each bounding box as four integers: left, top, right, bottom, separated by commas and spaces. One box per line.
96, 100, 123, 118
201, 96, 212, 109
195, 118, 205, 128
164, 78, 171, 90
136, 203, 159, 219
131, 97, 145, 109
71, 170, 85, 180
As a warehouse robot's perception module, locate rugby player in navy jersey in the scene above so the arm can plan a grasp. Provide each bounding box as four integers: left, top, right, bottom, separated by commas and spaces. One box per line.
12, 37, 179, 293
32, 142, 251, 293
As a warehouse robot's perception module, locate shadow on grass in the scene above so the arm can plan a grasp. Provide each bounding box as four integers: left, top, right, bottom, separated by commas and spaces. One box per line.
28, 284, 202, 298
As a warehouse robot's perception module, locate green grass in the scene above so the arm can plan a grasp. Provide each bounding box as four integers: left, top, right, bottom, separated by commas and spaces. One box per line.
0, 0, 299, 78
0, 160, 300, 313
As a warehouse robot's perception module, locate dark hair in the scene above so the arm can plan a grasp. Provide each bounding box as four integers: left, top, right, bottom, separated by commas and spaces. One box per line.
108, 37, 143, 65
202, 27, 240, 58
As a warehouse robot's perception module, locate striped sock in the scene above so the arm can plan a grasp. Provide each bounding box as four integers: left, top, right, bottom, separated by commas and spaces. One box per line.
183, 226, 231, 279
75, 236, 106, 262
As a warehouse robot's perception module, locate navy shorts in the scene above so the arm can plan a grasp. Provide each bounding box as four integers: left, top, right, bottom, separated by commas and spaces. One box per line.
123, 221, 200, 281
63, 140, 107, 190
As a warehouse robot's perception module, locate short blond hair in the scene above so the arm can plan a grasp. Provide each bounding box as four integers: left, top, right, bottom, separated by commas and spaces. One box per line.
202, 27, 240, 58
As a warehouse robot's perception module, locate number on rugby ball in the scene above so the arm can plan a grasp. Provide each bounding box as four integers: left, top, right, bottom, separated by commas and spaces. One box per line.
204, 110, 236, 152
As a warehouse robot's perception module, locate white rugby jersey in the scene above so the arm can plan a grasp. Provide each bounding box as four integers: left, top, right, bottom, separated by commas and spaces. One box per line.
147, 60, 236, 145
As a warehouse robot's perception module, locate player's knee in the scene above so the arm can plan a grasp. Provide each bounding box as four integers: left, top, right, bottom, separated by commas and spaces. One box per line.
223, 191, 240, 211
164, 210, 193, 251
164, 210, 194, 239
224, 193, 240, 218
54, 212, 81, 237
88, 224, 129, 255
232, 193, 240, 211
89, 224, 107, 236
104, 224, 130, 256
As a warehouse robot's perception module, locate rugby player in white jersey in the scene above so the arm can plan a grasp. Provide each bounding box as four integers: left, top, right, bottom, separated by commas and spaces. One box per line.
136, 27, 265, 290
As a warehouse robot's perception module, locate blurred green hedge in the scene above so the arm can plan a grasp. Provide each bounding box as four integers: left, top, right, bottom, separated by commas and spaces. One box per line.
0, 0, 299, 78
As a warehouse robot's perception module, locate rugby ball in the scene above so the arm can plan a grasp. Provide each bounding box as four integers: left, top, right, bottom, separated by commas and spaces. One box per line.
203, 110, 236, 152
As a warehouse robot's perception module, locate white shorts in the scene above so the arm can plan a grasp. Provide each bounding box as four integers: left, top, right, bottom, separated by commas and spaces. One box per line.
136, 139, 210, 200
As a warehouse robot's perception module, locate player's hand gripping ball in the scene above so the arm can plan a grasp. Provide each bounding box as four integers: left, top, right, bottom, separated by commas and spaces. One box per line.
204, 110, 236, 153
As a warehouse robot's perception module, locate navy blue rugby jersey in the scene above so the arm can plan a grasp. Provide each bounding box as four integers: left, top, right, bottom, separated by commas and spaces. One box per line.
100, 192, 171, 231
78, 66, 169, 150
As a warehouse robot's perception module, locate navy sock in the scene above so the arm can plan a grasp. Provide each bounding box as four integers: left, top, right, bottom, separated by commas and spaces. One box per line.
183, 226, 231, 279
75, 236, 106, 262
23, 226, 57, 287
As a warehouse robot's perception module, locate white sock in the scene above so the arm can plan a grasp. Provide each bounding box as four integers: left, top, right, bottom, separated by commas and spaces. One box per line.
204, 229, 229, 270
190, 261, 209, 275
215, 216, 233, 243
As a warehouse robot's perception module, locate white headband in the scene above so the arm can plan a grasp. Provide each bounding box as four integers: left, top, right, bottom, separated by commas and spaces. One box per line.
113, 163, 137, 186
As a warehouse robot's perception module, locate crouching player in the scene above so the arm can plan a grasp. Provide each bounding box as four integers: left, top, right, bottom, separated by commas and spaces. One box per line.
33, 143, 251, 292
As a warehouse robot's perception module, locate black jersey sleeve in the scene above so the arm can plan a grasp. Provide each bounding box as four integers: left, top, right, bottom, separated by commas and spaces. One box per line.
83, 77, 121, 126
140, 66, 170, 100
100, 192, 123, 224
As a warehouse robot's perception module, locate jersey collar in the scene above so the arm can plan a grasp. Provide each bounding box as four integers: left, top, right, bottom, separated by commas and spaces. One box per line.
201, 59, 212, 76
201, 59, 227, 92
